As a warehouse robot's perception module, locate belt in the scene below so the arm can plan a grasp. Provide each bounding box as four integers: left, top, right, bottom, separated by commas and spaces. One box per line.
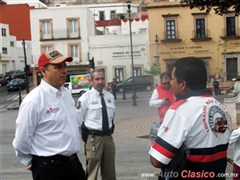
32, 154, 76, 162
87, 127, 113, 136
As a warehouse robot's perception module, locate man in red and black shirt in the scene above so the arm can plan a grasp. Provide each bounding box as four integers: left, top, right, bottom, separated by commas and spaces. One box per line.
149, 57, 232, 179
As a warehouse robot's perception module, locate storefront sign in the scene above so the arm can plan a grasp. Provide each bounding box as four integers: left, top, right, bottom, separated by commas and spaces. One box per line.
161, 45, 214, 55
112, 50, 141, 60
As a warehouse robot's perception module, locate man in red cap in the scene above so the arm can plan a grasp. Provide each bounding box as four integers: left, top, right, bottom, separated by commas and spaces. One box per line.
13, 50, 87, 180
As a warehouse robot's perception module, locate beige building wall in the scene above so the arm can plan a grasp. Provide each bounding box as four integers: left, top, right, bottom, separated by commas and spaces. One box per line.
45, 0, 141, 6
147, 1, 240, 83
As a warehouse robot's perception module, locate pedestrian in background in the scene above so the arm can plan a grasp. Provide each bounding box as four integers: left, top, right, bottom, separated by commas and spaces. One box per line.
76, 68, 116, 180
149, 57, 232, 179
228, 127, 240, 180
12, 50, 87, 180
111, 78, 117, 100
149, 71, 175, 124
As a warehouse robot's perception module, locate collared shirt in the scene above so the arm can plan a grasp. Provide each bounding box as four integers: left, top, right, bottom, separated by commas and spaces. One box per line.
149, 89, 164, 108
229, 127, 240, 167
149, 89, 232, 176
76, 87, 115, 130
12, 80, 80, 166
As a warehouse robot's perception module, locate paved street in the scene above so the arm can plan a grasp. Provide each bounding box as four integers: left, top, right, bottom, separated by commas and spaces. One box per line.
0, 90, 237, 180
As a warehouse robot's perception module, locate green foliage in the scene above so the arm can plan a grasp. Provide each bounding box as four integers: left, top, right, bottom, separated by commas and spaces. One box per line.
180, 0, 240, 16
226, 86, 234, 94
144, 62, 161, 77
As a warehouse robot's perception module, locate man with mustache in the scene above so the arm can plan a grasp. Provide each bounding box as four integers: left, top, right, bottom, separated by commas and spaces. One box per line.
76, 68, 116, 180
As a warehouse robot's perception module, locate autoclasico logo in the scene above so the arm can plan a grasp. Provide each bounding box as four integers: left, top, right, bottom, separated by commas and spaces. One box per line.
181, 170, 215, 178
141, 171, 237, 178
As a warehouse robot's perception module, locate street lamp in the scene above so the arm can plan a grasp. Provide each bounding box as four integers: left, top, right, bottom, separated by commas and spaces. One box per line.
154, 35, 160, 86
22, 39, 29, 94
154, 34, 160, 66
126, 0, 137, 106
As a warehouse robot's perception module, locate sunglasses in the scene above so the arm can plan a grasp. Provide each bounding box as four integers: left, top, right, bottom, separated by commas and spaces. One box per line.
162, 82, 170, 85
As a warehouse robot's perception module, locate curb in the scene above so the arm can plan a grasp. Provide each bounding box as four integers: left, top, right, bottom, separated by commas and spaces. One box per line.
7, 106, 19, 110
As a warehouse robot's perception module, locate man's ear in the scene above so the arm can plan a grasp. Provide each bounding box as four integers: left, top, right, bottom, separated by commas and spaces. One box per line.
181, 80, 191, 92
181, 81, 187, 90
40, 67, 46, 76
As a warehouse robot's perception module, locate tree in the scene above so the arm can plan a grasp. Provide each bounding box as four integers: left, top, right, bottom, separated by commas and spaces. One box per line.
144, 62, 161, 88
180, 0, 240, 16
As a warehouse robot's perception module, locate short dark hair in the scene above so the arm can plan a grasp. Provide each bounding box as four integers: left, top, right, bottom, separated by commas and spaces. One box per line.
90, 68, 104, 80
173, 57, 207, 91
160, 71, 171, 81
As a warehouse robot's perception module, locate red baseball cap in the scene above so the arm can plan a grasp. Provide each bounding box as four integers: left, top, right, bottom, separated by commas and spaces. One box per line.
38, 50, 73, 70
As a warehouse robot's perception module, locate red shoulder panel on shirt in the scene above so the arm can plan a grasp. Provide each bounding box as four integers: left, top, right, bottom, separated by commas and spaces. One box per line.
170, 99, 187, 110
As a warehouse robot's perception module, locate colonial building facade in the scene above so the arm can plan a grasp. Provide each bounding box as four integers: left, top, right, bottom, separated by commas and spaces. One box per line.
30, 4, 150, 86
147, 1, 240, 84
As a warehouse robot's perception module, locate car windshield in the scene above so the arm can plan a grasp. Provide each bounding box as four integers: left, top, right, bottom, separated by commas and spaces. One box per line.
125, 78, 133, 84
6, 71, 15, 75
9, 79, 19, 85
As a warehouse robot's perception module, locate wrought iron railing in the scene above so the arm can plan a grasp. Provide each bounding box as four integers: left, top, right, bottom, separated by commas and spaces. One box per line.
40, 28, 81, 40
222, 27, 240, 37
192, 29, 211, 39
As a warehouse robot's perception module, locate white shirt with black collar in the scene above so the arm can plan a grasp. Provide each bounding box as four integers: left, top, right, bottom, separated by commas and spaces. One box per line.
76, 87, 115, 130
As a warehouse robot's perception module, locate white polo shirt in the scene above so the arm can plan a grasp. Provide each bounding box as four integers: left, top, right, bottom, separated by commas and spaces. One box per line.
229, 127, 240, 167
13, 80, 80, 166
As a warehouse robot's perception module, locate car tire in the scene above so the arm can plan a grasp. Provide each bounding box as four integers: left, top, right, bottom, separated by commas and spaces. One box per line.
146, 85, 152, 91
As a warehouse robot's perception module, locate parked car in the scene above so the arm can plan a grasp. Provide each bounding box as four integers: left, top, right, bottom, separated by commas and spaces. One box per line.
116, 75, 153, 92
0, 74, 9, 87
4, 70, 26, 81
232, 76, 240, 81
6, 78, 28, 92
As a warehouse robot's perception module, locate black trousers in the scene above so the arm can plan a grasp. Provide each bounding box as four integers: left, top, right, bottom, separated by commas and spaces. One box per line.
31, 154, 87, 180
112, 89, 117, 100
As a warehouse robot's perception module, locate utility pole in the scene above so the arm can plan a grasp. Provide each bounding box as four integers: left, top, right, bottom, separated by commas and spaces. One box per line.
126, 0, 137, 106
22, 39, 29, 94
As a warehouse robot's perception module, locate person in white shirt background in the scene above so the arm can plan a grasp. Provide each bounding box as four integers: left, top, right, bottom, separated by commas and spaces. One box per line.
149, 71, 175, 124
12, 50, 87, 180
228, 127, 240, 180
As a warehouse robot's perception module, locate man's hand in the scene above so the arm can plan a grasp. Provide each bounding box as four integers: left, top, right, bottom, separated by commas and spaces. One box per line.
27, 164, 32, 170
150, 156, 165, 168
163, 98, 169, 104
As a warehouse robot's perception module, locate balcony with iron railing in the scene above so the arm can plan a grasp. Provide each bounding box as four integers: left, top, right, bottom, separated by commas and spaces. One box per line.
191, 29, 212, 42
161, 31, 182, 43
221, 28, 240, 40
40, 29, 81, 41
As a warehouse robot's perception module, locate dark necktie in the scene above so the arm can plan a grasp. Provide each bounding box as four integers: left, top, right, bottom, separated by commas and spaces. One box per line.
100, 92, 109, 135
